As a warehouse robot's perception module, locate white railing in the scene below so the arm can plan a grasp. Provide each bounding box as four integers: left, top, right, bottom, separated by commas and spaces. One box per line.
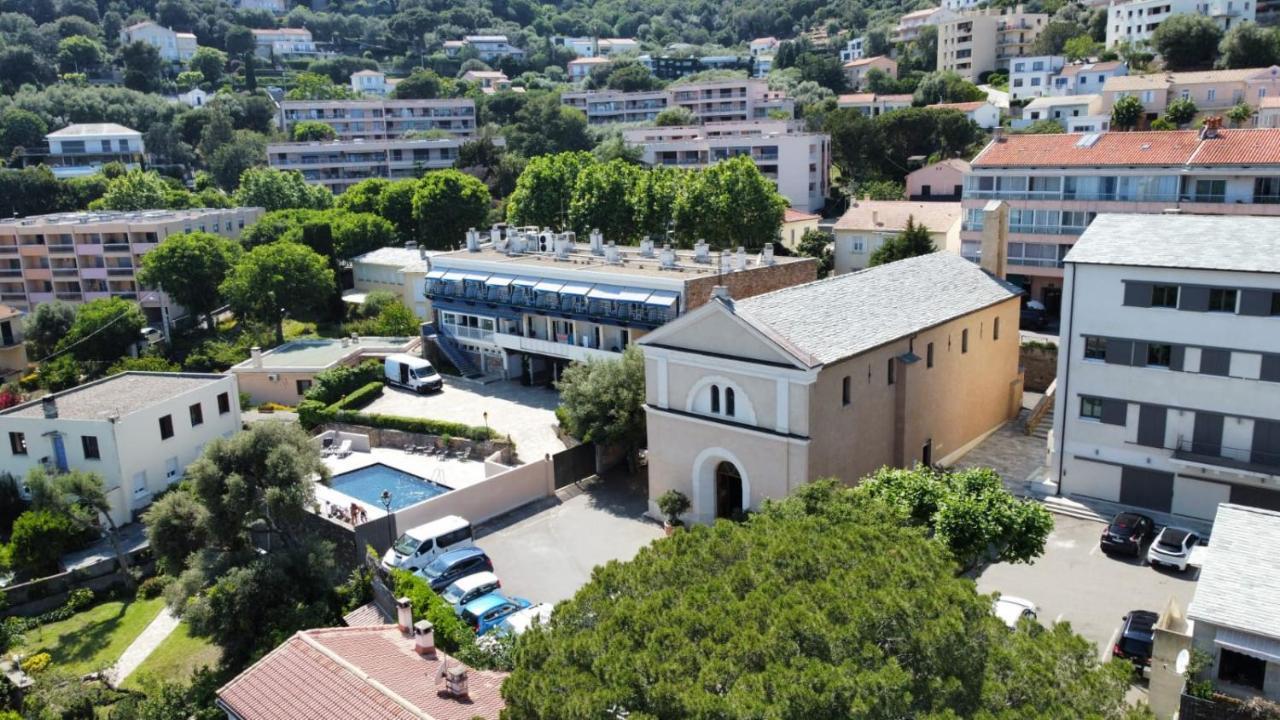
493, 332, 617, 363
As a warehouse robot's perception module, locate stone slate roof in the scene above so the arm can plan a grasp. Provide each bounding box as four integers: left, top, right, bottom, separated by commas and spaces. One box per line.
733, 252, 1021, 366
1188, 504, 1280, 639
1066, 214, 1280, 274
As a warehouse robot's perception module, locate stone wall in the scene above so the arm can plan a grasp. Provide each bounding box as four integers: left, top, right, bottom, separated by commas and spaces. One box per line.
1, 550, 156, 617
317, 423, 516, 463
684, 257, 817, 310
1020, 342, 1058, 393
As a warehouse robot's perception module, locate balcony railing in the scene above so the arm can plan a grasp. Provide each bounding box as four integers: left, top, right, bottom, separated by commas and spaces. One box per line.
1008, 225, 1086, 235
0, 246, 16, 255
442, 324, 495, 343
1180, 693, 1257, 720
1008, 257, 1064, 268
429, 281, 676, 327
47, 244, 76, 253
1172, 438, 1280, 475
52, 268, 79, 277
103, 243, 131, 252
106, 267, 135, 276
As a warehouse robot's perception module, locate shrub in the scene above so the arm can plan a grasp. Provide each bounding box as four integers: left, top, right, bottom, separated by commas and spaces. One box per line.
656, 490, 691, 526
138, 575, 173, 600
389, 569, 476, 653
7, 510, 90, 577
334, 410, 495, 441
305, 359, 383, 405
20, 652, 51, 674
297, 399, 329, 429
340, 381, 384, 411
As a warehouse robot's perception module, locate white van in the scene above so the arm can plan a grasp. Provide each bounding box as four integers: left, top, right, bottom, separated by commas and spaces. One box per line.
381, 515, 473, 572
385, 354, 443, 394
496, 603, 554, 636
441, 571, 501, 610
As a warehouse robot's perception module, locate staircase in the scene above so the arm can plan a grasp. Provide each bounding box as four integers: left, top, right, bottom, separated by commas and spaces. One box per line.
423, 324, 483, 379
1023, 379, 1055, 438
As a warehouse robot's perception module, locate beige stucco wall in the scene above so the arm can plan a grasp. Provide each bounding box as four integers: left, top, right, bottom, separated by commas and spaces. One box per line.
234, 370, 322, 406
906, 163, 965, 199
779, 217, 820, 250
385, 458, 553, 529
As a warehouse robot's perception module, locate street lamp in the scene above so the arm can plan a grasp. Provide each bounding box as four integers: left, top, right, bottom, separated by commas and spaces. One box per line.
483, 411, 489, 436
380, 490, 394, 551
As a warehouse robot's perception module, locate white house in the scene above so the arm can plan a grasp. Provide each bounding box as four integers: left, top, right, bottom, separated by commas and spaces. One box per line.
1049, 214, 1280, 524
832, 200, 963, 274
236, 0, 286, 12
1010, 55, 1066, 101
928, 100, 1002, 128
749, 37, 779, 56
443, 35, 524, 62
568, 56, 610, 82
118, 21, 197, 62
44, 123, 145, 178
0, 372, 242, 526
177, 87, 209, 107
1050, 60, 1128, 96
349, 244, 440, 319
350, 69, 391, 96
839, 36, 866, 62
251, 28, 318, 58
1017, 93, 1104, 128
1107, 0, 1255, 48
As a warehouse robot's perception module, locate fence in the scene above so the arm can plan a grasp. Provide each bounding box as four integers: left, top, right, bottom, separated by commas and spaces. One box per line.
552, 442, 597, 489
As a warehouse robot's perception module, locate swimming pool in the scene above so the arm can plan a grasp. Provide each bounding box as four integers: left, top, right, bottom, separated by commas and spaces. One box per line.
329, 463, 451, 511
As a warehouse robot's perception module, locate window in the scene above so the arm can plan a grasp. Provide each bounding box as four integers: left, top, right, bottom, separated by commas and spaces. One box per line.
165, 457, 179, 479
1218, 648, 1266, 690
189, 402, 203, 427
217, 392, 231, 414
81, 435, 100, 460
993, 317, 1000, 341
842, 376, 851, 406
887, 358, 896, 385
1081, 396, 1104, 420
725, 388, 735, 417
926, 342, 934, 368
710, 385, 720, 414
961, 329, 969, 353
159, 414, 174, 440
9, 431, 27, 455
1151, 284, 1179, 308
1273, 292, 1280, 316
1207, 88, 1216, 101
1084, 336, 1107, 360
1146, 343, 1172, 368
1208, 288, 1238, 313
296, 379, 313, 395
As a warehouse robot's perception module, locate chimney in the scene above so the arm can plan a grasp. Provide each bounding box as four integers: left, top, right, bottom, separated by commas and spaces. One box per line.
465, 228, 480, 252
340, 337, 350, 348
555, 233, 571, 259
992, 126, 1006, 143
419, 246, 427, 260
605, 241, 620, 263
762, 243, 775, 265
711, 285, 732, 302
871, 209, 880, 226
589, 228, 604, 255
396, 597, 412, 634
734, 246, 747, 271
638, 236, 654, 257
444, 666, 470, 699
490, 226, 502, 245
413, 620, 435, 656
659, 244, 676, 268
694, 240, 710, 263
41, 396, 57, 419
1200, 116, 1222, 139
250, 346, 263, 368
978, 200, 1009, 278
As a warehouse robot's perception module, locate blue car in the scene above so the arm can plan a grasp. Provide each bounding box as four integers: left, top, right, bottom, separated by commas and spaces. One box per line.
459, 592, 532, 635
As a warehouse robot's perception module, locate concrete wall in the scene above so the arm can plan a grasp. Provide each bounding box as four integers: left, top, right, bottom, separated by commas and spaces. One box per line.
389, 458, 553, 532
1021, 342, 1058, 392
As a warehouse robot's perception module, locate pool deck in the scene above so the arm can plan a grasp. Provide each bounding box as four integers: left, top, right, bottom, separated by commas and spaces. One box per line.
317, 448, 489, 519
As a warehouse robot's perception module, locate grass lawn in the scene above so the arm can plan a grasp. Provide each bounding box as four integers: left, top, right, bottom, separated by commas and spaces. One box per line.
120, 621, 222, 691
15, 596, 166, 676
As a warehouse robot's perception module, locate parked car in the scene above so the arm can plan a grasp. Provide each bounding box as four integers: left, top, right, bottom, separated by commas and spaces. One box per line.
415, 547, 494, 592
381, 515, 473, 572
992, 596, 1038, 629
1099, 512, 1156, 557
1112, 610, 1158, 670
1147, 527, 1200, 572
1019, 303, 1048, 330
460, 593, 533, 635
441, 571, 501, 610
496, 603, 553, 636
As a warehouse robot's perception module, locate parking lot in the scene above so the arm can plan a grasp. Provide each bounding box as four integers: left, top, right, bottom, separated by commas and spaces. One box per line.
364, 378, 566, 462
474, 471, 663, 604
976, 513, 1198, 699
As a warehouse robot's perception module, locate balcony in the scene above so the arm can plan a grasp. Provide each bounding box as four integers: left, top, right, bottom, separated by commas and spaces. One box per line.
493, 332, 618, 363
103, 243, 131, 253
47, 244, 76, 254
0, 268, 21, 278
52, 268, 79, 278
0, 246, 16, 255
55, 292, 82, 301
1008, 225, 1086, 235
1171, 438, 1280, 477
106, 267, 135, 276
428, 281, 676, 329
443, 324, 495, 343
1180, 692, 1264, 720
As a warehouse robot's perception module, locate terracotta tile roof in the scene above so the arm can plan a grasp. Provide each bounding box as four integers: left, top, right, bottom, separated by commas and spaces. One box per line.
343, 602, 391, 627
833, 200, 962, 233
843, 55, 894, 68
929, 101, 988, 112
217, 626, 507, 720
972, 128, 1280, 167
1057, 61, 1123, 77
784, 207, 820, 222
1103, 66, 1273, 93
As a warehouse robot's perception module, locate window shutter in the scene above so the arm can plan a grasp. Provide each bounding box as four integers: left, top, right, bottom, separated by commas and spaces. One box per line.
1170, 345, 1185, 372
1180, 286, 1210, 312
1123, 281, 1152, 308
1238, 289, 1274, 317
1105, 339, 1133, 365
1262, 354, 1280, 382
1100, 398, 1128, 426
1199, 349, 1231, 377
1131, 341, 1149, 367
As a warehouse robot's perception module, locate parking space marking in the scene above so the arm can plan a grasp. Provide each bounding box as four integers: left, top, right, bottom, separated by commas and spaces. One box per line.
1102, 628, 1118, 662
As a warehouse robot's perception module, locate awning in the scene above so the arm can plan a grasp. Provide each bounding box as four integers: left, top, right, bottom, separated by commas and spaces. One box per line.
441, 270, 467, 282
617, 288, 653, 304
533, 280, 565, 293
645, 290, 679, 307
560, 282, 592, 297
588, 285, 622, 301
426, 269, 447, 280
484, 274, 516, 288
511, 277, 539, 288
459, 271, 491, 282
1214, 628, 1280, 663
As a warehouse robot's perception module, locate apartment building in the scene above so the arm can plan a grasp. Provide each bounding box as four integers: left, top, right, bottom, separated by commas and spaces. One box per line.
1101, 66, 1280, 123
278, 98, 476, 141
839, 36, 866, 62
1050, 214, 1280, 524
638, 251, 1022, 524
551, 36, 640, 57
349, 245, 440, 319
622, 121, 830, 212
961, 125, 1280, 314
0, 305, 26, 381
1260, 95, 1280, 126
568, 56, 610, 82
1050, 60, 1128, 96
832, 200, 963, 274
232, 336, 420, 406
842, 56, 897, 90
938, 6, 1049, 82
442, 35, 524, 62
0, 372, 241, 526
1106, 0, 1255, 47
422, 228, 815, 381
251, 28, 318, 59
895, 7, 958, 43
1010, 55, 1065, 100
836, 93, 914, 115
267, 136, 472, 194
42, 124, 144, 179
560, 79, 794, 125
118, 21, 197, 62
0, 208, 263, 325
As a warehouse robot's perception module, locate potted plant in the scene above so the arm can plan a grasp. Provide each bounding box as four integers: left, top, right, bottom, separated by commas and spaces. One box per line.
656, 490, 691, 536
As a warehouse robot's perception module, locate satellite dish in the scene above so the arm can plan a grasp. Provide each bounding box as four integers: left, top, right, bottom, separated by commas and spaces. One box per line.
1175, 648, 1190, 675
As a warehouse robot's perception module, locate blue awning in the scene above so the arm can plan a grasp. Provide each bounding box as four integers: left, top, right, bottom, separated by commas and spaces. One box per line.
534, 280, 565, 293
484, 274, 516, 288
617, 288, 653, 303
588, 285, 622, 301
560, 282, 592, 296
645, 290, 679, 307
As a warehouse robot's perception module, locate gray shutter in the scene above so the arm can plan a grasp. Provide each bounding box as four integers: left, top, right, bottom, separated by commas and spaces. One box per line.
1239, 289, 1274, 317
1100, 398, 1128, 426
1105, 339, 1133, 365
1251, 420, 1280, 468
1262, 354, 1280, 382
1180, 286, 1210, 312
1199, 348, 1231, 376
1137, 404, 1167, 448
1170, 345, 1185, 372
1120, 466, 1174, 513
1131, 342, 1149, 367
1123, 281, 1152, 307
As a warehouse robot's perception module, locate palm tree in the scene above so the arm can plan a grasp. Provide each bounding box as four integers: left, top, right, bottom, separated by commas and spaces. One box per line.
27, 467, 136, 589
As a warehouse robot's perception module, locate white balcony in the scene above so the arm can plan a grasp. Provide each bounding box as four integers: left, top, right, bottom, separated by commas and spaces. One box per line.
493, 332, 617, 363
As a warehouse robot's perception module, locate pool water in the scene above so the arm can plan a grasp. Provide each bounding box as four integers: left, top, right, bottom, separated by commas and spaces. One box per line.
330, 464, 451, 511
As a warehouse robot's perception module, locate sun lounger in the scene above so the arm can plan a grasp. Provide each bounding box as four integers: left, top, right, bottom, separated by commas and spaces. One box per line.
334, 439, 352, 458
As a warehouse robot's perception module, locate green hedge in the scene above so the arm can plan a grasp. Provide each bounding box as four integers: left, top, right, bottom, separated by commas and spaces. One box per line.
389, 569, 476, 652
341, 381, 384, 411
297, 380, 496, 443
305, 359, 383, 406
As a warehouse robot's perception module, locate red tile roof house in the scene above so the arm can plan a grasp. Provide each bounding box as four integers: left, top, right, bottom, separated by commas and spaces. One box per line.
216, 619, 507, 720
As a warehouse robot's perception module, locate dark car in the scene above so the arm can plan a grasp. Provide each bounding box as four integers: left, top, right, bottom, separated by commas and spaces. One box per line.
1100, 512, 1156, 556
414, 547, 494, 592
1020, 305, 1048, 330
1113, 610, 1158, 669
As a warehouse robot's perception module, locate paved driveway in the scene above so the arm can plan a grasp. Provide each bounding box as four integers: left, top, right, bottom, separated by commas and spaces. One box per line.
364, 378, 565, 462
474, 471, 663, 605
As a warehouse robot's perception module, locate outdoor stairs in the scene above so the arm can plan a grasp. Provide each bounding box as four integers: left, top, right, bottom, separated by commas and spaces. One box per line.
423, 325, 483, 379
1023, 379, 1055, 438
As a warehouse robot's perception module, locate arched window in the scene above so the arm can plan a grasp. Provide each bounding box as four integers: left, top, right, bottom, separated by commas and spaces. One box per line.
725, 387, 735, 417
710, 385, 720, 414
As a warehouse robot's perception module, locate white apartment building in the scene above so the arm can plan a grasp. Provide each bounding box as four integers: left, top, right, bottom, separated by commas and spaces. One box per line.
118, 21, 197, 62
623, 121, 830, 212
1050, 214, 1280, 524
1106, 0, 1255, 47
895, 7, 958, 43
278, 98, 476, 141
43, 124, 144, 179
0, 208, 262, 325
442, 35, 524, 62
350, 69, 392, 96
1016, 94, 1104, 127
837, 93, 914, 115
839, 36, 866, 62
349, 245, 440, 319
1, 372, 242, 526
938, 6, 1049, 81
267, 136, 474, 194
961, 125, 1280, 315
552, 37, 640, 57
928, 100, 1003, 128
1010, 55, 1066, 100
251, 28, 318, 59
1050, 60, 1128, 96
561, 79, 794, 125
237, 0, 286, 13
